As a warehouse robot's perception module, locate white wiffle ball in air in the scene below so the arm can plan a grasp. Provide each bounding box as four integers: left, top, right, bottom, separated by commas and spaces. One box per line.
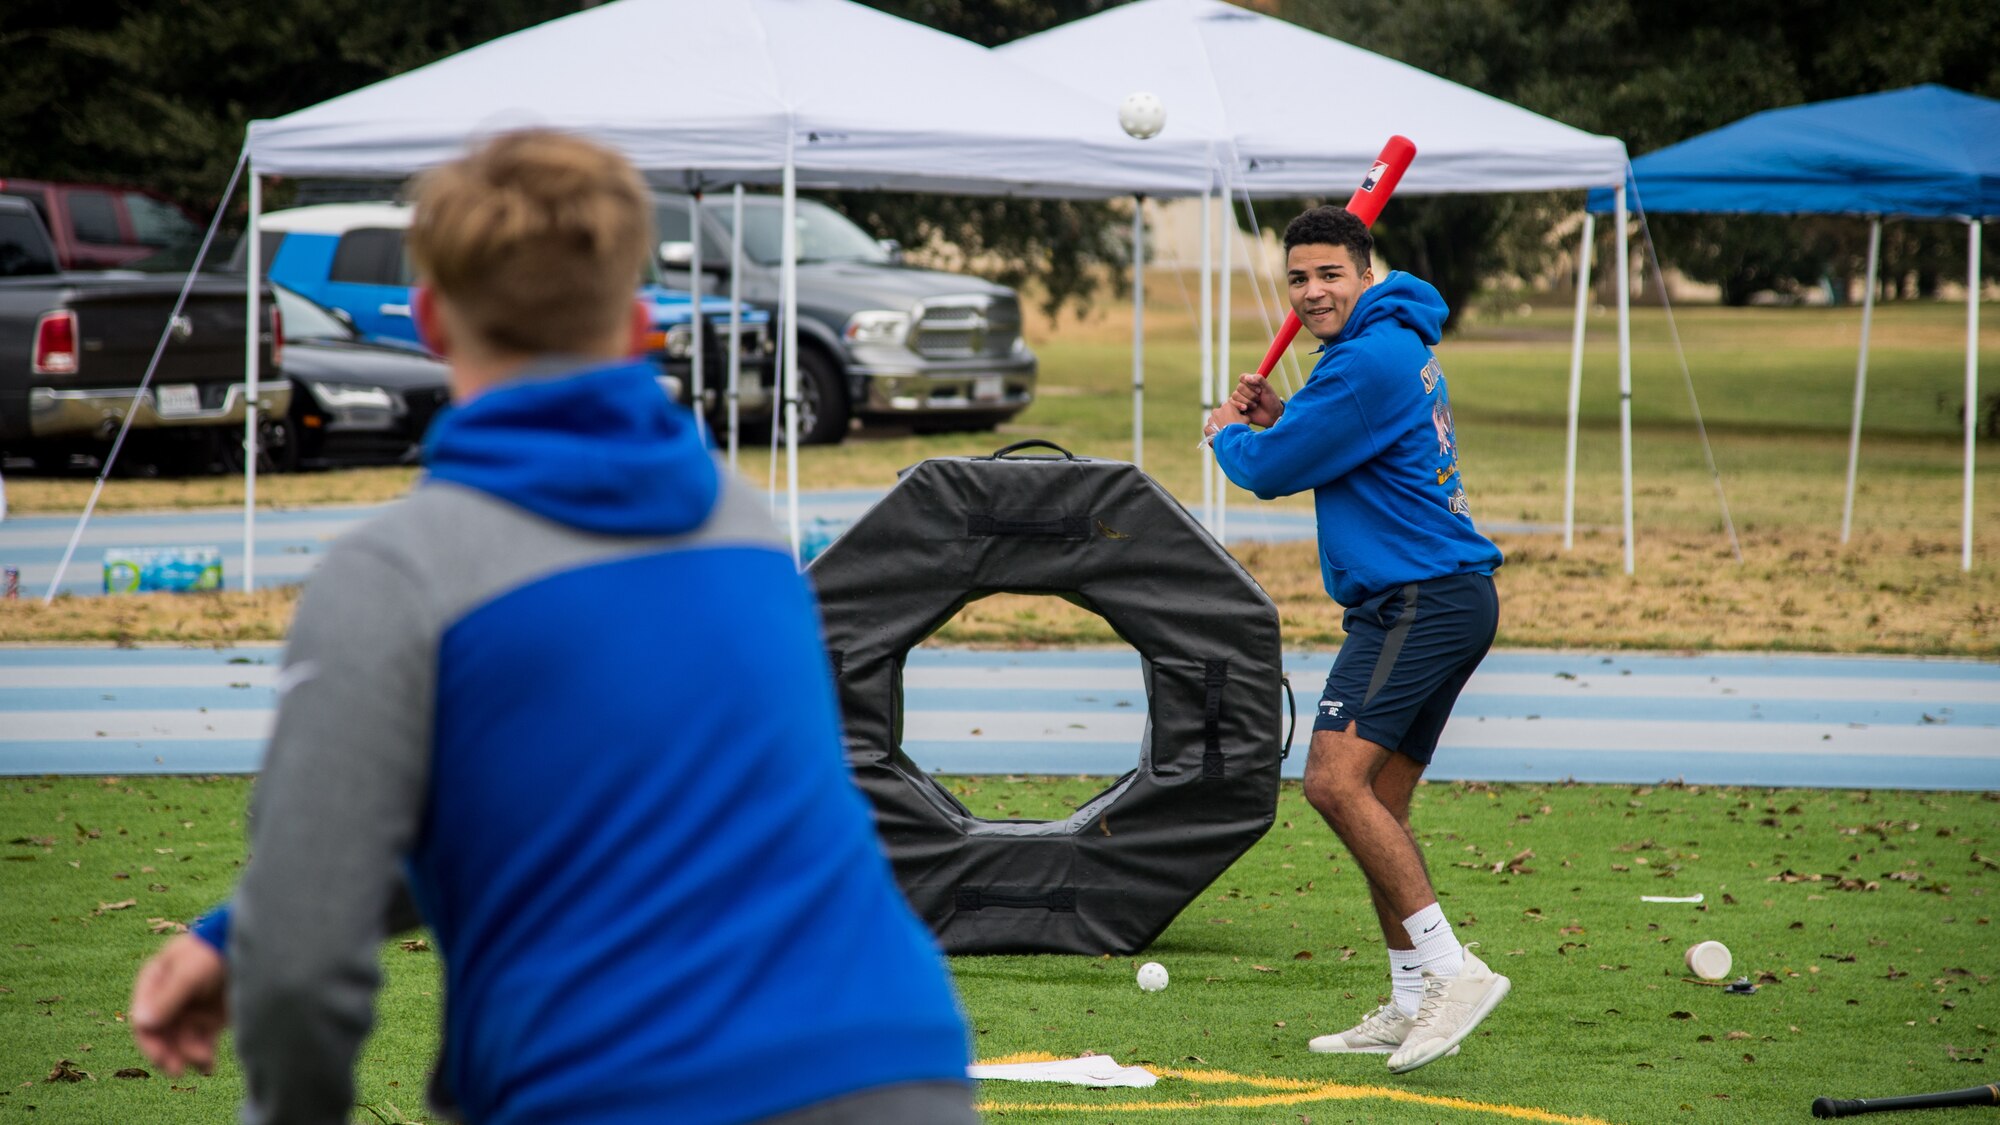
1119, 92, 1166, 140
1136, 961, 1169, 992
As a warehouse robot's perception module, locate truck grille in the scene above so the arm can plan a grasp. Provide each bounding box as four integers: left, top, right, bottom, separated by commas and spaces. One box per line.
910, 296, 1020, 360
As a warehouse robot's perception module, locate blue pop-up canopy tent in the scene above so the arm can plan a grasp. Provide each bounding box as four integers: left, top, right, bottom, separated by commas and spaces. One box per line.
1589, 85, 1999, 571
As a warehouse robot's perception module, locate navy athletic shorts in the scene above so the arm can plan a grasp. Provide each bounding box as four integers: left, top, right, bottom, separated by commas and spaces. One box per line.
1314, 571, 1498, 764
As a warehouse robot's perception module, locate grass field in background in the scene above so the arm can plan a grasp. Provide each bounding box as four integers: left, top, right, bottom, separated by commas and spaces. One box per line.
5, 290, 1996, 652
3, 776, 1995, 1124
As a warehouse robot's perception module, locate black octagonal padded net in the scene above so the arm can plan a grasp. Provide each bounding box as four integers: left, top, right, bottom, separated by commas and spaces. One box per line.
810, 441, 1286, 955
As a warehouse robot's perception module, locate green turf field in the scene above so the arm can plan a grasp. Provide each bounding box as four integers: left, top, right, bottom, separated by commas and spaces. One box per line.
3, 775, 1994, 1124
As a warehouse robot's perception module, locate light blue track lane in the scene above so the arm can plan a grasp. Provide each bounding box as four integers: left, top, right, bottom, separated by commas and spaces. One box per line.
3, 644, 1993, 789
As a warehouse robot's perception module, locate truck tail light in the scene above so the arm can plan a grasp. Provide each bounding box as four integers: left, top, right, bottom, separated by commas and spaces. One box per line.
33, 310, 78, 375
270, 303, 284, 370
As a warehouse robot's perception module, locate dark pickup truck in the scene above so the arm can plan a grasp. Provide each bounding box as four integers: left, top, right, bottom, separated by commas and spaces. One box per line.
0, 195, 286, 470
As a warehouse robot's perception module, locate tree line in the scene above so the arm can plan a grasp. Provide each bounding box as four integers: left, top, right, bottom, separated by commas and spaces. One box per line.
3, 0, 1994, 321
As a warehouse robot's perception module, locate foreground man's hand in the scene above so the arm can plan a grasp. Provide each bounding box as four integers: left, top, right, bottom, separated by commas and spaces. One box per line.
131, 933, 228, 1077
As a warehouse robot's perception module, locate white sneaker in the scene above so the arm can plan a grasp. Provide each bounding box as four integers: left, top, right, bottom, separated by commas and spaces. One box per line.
1385, 943, 1511, 1074
1309, 1003, 1460, 1056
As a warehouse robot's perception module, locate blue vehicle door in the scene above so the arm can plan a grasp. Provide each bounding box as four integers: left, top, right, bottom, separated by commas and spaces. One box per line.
319, 228, 420, 347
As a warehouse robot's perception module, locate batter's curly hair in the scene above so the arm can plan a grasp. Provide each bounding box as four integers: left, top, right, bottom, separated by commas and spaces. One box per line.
1282, 205, 1372, 271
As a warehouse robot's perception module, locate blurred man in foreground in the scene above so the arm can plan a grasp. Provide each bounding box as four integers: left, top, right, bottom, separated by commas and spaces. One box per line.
131, 130, 976, 1125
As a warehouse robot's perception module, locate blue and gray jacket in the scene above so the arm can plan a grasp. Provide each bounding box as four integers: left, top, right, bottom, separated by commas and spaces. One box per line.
1211, 272, 1502, 605
193, 358, 969, 1125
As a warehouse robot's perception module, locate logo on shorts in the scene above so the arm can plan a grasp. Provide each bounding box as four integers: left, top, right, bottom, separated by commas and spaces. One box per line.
1319, 699, 1346, 719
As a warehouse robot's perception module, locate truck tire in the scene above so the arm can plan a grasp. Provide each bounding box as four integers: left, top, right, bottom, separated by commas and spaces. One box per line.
796, 349, 850, 446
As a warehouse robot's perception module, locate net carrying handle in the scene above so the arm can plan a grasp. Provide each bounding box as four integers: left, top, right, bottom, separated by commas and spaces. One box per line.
981, 439, 1078, 461
1281, 674, 1297, 760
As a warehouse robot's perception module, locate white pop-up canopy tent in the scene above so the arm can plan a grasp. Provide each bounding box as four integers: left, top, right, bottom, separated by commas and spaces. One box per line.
221, 0, 1218, 582
1002, 0, 1639, 566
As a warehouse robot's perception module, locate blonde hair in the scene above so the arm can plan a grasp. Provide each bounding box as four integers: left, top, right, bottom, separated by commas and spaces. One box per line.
407, 130, 652, 356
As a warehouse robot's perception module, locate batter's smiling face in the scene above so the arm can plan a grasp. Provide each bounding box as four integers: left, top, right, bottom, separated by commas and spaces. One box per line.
1287, 243, 1373, 341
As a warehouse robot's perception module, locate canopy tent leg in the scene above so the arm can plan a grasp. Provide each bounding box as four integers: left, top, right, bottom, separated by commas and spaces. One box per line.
783, 151, 801, 561
1131, 194, 1145, 469
1965, 218, 1982, 573
1216, 172, 1232, 545
243, 167, 262, 593
1841, 217, 1881, 544
1199, 185, 1214, 530
728, 184, 745, 470
1615, 182, 1634, 575
689, 188, 706, 445
1563, 211, 1595, 551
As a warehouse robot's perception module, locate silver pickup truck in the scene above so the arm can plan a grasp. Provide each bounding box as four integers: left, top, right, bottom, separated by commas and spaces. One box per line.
653, 193, 1037, 445
0, 195, 285, 471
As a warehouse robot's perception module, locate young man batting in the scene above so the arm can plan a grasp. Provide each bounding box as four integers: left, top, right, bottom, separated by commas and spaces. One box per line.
1204, 205, 1508, 1074
129, 131, 977, 1124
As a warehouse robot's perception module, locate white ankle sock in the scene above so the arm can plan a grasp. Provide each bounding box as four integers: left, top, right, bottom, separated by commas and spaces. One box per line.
1388, 952, 1425, 1016
1401, 903, 1464, 978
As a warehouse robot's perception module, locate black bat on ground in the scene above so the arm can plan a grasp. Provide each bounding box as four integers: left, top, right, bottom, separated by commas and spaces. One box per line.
1812, 1083, 1999, 1118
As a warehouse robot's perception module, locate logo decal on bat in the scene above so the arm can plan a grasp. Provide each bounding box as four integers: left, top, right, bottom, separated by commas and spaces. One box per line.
1361, 160, 1389, 192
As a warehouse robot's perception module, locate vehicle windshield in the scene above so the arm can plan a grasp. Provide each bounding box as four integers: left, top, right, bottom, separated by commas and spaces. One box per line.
124, 234, 220, 273
703, 197, 889, 267
273, 285, 354, 342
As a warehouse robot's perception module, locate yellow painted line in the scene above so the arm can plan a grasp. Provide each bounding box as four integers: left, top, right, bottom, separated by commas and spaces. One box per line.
974, 1054, 1619, 1125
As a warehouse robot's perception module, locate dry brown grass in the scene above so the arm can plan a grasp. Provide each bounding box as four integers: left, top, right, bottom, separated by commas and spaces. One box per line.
8, 525, 1992, 655
4, 467, 420, 514
0, 587, 297, 644
933, 529, 2000, 655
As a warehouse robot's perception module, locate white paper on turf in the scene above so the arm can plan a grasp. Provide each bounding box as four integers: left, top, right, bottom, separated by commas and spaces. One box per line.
1640, 894, 1705, 904
969, 1055, 1160, 1088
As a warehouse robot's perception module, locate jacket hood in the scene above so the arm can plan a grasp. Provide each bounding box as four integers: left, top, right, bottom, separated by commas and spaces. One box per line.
422, 359, 718, 537
1333, 271, 1447, 348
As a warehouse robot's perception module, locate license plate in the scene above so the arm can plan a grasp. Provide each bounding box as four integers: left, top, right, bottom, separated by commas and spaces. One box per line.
973, 376, 1004, 403
155, 384, 201, 416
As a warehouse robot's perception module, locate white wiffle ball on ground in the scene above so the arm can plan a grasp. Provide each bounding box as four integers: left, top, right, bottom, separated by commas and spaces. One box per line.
1119, 92, 1166, 140
1136, 961, 1169, 992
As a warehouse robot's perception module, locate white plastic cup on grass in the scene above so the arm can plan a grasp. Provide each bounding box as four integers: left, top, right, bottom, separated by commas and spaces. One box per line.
1685, 940, 1732, 980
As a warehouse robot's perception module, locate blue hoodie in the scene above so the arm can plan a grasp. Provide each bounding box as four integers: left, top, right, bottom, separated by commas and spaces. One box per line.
195, 359, 969, 1125
1212, 273, 1502, 605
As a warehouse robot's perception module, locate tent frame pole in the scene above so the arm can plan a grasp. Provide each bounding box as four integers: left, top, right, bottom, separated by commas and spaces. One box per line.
1615, 182, 1634, 575
783, 150, 801, 561
728, 184, 745, 470
1563, 210, 1595, 551
1131, 194, 1145, 469
1841, 217, 1881, 544
243, 167, 261, 593
689, 186, 706, 444
1199, 184, 1214, 530
1216, 170, 1232, 545
1964, 218, 1981, 573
